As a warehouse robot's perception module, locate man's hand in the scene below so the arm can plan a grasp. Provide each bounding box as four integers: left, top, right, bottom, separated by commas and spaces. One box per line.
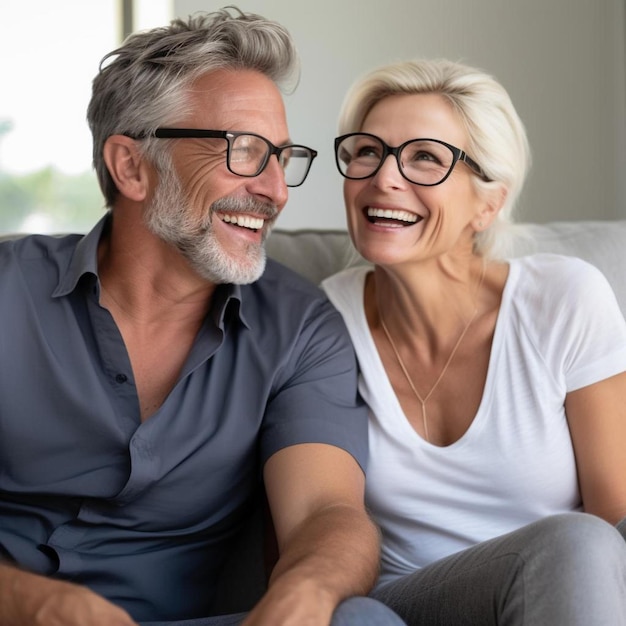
242, 574, 336, 626
0, 564, 138, 626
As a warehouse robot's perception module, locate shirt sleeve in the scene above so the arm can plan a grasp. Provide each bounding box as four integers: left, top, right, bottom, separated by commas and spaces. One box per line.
259, 297, 369, 472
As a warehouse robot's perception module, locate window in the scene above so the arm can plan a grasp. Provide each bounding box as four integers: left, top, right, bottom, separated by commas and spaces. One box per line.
0, 0, 172, 234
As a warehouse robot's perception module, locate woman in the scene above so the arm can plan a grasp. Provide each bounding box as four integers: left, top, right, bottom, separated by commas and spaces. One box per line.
322, 59, 626, 624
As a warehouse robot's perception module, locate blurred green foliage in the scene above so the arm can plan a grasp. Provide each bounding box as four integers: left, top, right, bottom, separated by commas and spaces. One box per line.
0, 168, 105, 234
0, 122, 105, 234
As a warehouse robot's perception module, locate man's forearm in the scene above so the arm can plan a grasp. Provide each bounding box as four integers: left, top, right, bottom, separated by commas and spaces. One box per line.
269, 503, 380, 600
0, 563, 39, 624
242, 504, 380, 625
0, 562, 137, 625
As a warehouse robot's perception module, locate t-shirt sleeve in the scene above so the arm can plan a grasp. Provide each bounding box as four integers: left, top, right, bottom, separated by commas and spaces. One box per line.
533, 256, 626, 391
259, 298, 369, 472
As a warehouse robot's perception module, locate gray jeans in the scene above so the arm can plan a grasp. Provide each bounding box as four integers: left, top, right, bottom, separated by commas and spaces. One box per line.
371, 512, 626, 625
141, 596, 406, 625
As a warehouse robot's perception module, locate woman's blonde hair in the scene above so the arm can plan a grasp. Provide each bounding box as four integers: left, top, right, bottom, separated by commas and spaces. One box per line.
338, 59, 531, 258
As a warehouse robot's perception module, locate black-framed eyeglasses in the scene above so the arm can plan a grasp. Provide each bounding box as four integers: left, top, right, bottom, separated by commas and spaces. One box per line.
129, 128, 318, 187
334, 132, 491, 186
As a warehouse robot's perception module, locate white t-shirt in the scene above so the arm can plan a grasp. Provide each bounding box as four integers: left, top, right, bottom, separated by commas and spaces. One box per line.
322, 254, 626, 589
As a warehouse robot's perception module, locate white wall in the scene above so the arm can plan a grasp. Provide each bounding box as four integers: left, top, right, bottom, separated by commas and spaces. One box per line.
175, 0, 626, 231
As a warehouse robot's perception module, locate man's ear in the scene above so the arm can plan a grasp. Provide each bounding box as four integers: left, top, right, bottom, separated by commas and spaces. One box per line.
103, 135, 150, 202
473, 184, 507, 232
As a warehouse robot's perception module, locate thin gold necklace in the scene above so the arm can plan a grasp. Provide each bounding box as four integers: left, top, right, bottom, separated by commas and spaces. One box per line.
379, 262, 486, 443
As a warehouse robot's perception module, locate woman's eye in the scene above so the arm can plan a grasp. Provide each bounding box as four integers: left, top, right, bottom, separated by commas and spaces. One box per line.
413, 150, 437, 162
355, 145, 381, 159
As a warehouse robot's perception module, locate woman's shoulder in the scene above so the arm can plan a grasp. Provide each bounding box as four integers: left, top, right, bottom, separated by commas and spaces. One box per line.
511, 251, 598, 273
321, 266, 372, 326
321, 266, 370, 299
510, 253, 609, 296
506, 253, 619, 332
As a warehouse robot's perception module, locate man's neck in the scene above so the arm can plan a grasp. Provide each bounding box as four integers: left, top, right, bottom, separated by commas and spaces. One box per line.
97, 213, 217, 326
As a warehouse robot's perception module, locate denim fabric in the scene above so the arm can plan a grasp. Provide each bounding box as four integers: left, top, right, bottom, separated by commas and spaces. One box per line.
140, 597, 406, 625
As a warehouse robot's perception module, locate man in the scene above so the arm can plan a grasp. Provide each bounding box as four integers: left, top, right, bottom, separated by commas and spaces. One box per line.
0, 8, 404, 626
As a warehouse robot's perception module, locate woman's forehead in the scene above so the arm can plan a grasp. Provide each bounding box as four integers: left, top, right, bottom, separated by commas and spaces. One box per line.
362, 93, 467, 145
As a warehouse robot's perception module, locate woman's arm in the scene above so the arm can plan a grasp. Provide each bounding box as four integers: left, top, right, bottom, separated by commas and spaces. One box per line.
566, 371, 626, 525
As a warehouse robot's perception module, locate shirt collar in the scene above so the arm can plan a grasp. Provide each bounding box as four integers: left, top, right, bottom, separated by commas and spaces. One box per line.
52, 214, 109, 298
51, 213, 251, 329
212, 282, 250, 330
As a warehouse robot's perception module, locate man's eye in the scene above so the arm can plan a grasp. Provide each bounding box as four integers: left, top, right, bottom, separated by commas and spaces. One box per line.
231, 145, 266, 164
230, 146, 252, 162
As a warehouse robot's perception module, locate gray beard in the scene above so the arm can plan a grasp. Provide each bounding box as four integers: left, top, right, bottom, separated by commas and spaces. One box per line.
145, 166, 278, 285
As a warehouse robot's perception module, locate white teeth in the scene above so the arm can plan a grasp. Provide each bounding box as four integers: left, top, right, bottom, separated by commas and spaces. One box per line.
221, 214, 264, 230
367, 207, 418, 223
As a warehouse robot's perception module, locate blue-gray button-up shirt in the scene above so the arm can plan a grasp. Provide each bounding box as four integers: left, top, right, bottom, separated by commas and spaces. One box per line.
0, 217, 368, 620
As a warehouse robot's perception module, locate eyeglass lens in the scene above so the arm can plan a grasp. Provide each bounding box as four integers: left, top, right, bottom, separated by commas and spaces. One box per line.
229, 134, 312, 187
336, 134, 458, 185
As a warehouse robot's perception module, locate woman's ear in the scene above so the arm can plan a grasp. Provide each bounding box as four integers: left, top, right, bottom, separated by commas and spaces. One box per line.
473, 184, 507, 231
103, 135, 150, 202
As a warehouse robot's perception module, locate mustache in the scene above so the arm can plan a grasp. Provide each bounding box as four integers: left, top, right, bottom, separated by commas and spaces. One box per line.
210, 196, 279, 222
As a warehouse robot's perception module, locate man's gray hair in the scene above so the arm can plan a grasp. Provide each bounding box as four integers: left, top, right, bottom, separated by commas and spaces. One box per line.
87, 6, 300, 206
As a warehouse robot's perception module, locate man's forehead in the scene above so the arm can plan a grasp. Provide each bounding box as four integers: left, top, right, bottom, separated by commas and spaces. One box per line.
184, 68, 289, 139
188, 68, 283, 104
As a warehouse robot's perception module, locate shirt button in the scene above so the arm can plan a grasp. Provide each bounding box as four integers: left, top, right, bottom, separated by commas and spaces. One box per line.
115, 373, 128, 384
